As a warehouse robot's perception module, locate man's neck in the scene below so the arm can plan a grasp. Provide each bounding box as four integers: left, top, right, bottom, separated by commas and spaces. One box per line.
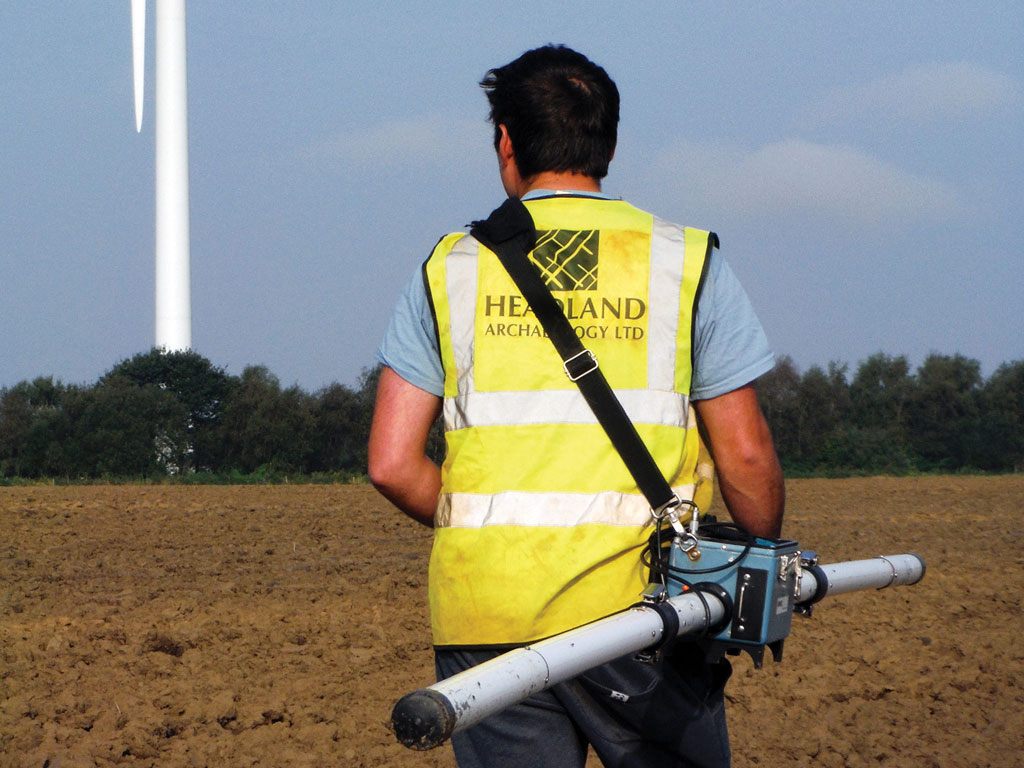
519, 171, 601, 197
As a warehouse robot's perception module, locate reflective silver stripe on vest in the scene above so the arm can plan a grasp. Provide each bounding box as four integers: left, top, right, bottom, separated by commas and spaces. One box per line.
443, 388, 690, 429
647, 216, 688, 391
444, 235, 480, 395
436, 485, 698, 528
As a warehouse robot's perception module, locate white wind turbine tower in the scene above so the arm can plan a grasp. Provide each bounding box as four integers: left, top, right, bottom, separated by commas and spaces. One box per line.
131, 0, 192, 352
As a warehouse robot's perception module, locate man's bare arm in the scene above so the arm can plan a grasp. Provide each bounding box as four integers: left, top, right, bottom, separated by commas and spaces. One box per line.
368, 366, 443, 527
693, 383, 784, 538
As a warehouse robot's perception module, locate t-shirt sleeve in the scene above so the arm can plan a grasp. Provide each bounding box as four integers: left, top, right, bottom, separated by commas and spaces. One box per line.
690, 252, 775, 401
375, 265, 445, 397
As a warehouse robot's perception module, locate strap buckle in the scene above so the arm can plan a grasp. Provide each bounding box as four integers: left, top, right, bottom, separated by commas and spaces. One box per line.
563, 349, 599, 381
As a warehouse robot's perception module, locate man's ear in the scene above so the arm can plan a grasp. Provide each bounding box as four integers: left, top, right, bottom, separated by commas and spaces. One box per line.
498, 124, 515, 168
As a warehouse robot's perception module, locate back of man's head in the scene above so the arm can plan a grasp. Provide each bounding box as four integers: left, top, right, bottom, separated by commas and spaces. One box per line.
480, 45, 619, 182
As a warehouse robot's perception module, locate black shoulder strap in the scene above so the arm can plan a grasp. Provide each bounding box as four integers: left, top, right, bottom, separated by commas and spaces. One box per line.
470, 197, 681, 517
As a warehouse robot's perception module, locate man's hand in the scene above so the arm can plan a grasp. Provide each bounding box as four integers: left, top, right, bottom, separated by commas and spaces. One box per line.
368, 366, 443, 527
693, 383, 784, 538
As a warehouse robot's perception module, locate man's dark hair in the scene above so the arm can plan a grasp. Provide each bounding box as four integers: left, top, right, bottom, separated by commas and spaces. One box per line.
480, 45, 619, 181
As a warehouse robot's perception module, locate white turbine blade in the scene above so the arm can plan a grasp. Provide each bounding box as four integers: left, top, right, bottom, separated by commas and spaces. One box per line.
131, 0, 146, 132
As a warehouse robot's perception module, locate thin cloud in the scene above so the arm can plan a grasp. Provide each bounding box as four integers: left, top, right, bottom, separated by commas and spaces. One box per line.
646, 138, 966, 226
304, 115, 489, 168
806, 61, 1021, 126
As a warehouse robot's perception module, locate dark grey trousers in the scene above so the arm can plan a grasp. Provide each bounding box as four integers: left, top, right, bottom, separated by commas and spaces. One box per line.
435, 643, 731, 768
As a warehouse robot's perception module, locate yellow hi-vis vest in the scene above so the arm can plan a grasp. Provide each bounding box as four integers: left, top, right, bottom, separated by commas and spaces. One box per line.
423, 195, 715, 647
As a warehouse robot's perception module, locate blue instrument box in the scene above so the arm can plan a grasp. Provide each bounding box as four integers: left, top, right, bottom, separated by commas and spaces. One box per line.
665, 531, 800, 666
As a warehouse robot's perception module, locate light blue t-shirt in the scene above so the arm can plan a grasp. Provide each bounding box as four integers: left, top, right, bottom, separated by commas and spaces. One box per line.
376, 193, 774, 401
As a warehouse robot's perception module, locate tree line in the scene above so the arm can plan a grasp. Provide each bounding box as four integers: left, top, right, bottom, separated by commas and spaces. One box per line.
0, 350, 394, 481
758, 352, 1024, 475
1, 349, 1021, 481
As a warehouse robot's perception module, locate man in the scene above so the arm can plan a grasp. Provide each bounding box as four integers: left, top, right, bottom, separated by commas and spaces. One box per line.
369, 45, 784, 768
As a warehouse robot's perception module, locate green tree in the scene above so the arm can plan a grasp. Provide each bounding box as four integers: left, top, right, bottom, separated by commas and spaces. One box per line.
907, 353, 983, 470
820, 424, 914, 474
0, 377, 70, 477
756, 356, 802, 467
794, 362, 850, 465
221, 365, 316, 474
817, 353, 916, 473
312, 382, 363, 472
57, 379, 189, 478
102, 349, 236, 471
977, 360, 1024, 471
849, 353, 913, 434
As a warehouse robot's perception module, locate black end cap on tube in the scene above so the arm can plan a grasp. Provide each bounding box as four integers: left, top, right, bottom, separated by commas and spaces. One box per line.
391, 689, 458, 750
908, 553, 926, 585
804, 565, 830, 605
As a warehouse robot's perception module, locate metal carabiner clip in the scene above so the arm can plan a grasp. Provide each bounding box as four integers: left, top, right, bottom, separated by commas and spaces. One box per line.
651, 494, 686, 534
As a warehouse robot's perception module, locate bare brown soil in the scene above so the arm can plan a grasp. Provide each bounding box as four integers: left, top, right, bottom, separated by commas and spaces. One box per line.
1, 477, 1022, 767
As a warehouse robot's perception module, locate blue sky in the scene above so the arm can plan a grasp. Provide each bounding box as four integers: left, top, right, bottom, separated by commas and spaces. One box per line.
2, 2, 1021, 391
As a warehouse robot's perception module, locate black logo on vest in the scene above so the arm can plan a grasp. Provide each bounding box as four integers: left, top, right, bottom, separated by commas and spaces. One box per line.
484, 229, 646, 341
530, 230, 598, 290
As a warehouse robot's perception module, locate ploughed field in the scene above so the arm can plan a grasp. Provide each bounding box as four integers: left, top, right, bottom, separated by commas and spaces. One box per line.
1, 477, 1022, 767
